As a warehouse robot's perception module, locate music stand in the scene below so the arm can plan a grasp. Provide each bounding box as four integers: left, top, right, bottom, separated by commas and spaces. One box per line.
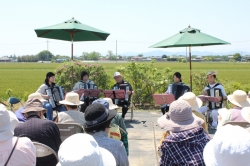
153, 94, 175, 105
103, 90, 125, 100
197, 95, 220, 103
84, 89, 101, 98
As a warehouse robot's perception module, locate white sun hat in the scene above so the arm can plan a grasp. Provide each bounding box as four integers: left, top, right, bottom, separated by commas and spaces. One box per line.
113, 72, 121, 78
57, 133, 116, 166
178, 92, 202, 111
103, 98, 118, 110
28, 92, 47, 102
227, 90, 250, 108
59, 92, 84, 106
203, 124, 250, 166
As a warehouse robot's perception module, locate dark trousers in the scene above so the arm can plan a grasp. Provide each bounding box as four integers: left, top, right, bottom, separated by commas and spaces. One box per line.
161, 104, 169, 115
117, 102, 130, 118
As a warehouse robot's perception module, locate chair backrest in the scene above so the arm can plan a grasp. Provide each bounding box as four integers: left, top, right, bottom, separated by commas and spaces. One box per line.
8, 97, 23, 112
56, 123, 84, 142
223, 121, 250, 128
33, 142, 58, 162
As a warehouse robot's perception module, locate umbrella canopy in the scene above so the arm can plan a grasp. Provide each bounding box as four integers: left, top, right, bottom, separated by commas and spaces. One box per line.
34, 18, 110, 88
150, 25, 230, 91
35, 18, 110, 42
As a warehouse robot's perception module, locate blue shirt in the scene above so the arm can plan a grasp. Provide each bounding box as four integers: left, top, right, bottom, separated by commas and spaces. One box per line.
15, 107, 26, 122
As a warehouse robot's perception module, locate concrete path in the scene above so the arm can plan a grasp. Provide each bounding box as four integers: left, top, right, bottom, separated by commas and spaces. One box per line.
124, 111, 215, 166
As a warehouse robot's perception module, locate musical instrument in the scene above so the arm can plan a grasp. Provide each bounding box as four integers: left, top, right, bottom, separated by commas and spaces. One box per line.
113, 83, 130, 104
206, 87, 223, 110
78, 81, 97, 90
171, 84, 190, 100
46, 86, 65, 108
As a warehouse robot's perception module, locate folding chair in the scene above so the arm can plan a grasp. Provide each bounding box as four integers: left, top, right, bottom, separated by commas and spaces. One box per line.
223, 121, 250, 128
33, 142, 58, 162
56, 123, 84, 142
8, 97, 23, 112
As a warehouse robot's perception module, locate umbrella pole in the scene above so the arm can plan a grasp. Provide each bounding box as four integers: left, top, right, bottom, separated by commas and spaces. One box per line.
71, 32, 74, 89
189, 45, 192, 92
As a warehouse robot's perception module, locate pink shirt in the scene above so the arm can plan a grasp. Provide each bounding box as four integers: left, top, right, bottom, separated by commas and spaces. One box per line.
0, 136, 36, 166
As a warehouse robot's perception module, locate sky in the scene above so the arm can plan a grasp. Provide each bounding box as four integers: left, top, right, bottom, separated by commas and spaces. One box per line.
0, 0, 250, 57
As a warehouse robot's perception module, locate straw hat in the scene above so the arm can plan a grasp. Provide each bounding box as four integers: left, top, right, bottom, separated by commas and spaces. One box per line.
206, 71, 217, 76
227, 90, 250, 107
22, 98, 46, 113
241, 107, 250, 123
178, 92, 202, 111
0, 104, 13, 142
57, 133, 116, 166
103, 98, 118, 110
59, 92, 84, 106
157, 100, 204, 132
203, 124, 250, 166
28, 93, 46, 102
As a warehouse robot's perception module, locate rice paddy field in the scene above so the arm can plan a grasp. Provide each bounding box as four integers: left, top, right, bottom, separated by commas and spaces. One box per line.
0, 61, 250, 100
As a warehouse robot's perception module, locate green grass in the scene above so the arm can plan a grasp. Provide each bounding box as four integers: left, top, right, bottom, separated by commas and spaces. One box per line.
1, 61, 250, 100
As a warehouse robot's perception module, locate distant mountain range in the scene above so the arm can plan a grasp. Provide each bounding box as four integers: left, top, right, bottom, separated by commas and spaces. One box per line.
120, 50, 250, 56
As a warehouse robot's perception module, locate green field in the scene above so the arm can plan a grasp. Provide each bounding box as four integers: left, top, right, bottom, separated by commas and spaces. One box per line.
0, 61, 250, 100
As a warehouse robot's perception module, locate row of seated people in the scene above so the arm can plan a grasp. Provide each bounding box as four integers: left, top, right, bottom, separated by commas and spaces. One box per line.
157, 99, 250, 166
0, 92, 129, 166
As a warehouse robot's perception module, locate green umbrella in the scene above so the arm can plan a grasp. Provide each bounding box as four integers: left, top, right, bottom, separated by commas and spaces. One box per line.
35, 18, 110, 61
34, 18, 110, 88
150, 25, 230, 91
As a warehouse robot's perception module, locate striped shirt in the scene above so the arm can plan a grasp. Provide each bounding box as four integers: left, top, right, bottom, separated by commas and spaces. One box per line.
160, 127, 210, 166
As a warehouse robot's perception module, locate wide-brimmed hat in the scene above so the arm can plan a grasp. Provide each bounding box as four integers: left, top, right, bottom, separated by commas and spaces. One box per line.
241, 107, 250, 123
0, 104, 13, 142
157, 100, 204, 132
203, 124, 250, 166
84, 103, 117, 131
22, 98, 46, 113
103, 98, 118, 110
28, 93, 46, 102
57, 133, 116, 166
227, 90, 250, 107
59, 92, 84, 106
178, 92, 202, 111
8, 111, 19, 134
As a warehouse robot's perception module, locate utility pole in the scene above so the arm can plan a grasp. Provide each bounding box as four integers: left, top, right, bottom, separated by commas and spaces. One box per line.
116, 40, 117, 64
47, 40, 49, 61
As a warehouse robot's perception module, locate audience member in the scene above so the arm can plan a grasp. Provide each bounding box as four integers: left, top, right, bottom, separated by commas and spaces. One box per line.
0, 104, 36, 166
179, 92, 208, 133
14, 98, 61, 166
218, 90, 250, 128
203, 124, 250, 166
57, 133, 116, 166
15, 92, 47, 122
157, 100, 210, 166
84, 103, 129, 166
57, 92, 85, 126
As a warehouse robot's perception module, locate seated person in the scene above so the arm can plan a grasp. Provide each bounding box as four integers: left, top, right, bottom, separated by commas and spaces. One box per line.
157, 100, 210, 166
203, 124, 250, 166
161, 72, 190, 115
56, 92, 85, 126
113, 72, 133, 119
84, 103, 129, 166
15, 92, 47, 122
178, 92, 208, 133
36, 72, 66, 120
73, 71, 96, 113
14, 98, 61, 166
0, 104, 36, 166
57, 133, 116, 166
218, 90, 250, 128
92, 98, 129, 155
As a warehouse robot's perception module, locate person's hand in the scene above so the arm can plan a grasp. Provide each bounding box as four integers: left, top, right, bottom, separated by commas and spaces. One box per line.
216, 96, 222, 102
43, 95, 50, 100
126, 90, 132, 95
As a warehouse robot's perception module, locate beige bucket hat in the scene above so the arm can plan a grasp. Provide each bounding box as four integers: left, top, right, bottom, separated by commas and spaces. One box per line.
22, 98, 46, 113
28, 93, 46, 102
228, 90, 250, 108
178, 92, 202, 111
59, 92, 84, 106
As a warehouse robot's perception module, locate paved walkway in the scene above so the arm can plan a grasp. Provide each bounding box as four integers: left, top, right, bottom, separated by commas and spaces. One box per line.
124, 111, 215, 166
